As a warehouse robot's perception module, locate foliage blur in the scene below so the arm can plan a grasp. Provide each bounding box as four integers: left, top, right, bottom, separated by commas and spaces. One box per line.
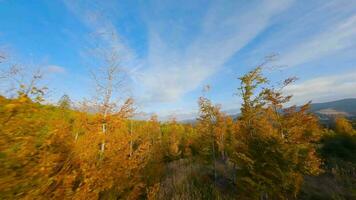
0, 67, 355, 199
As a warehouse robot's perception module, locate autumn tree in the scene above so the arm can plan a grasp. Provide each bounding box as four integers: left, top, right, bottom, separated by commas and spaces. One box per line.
64, 31, 152, 199
335, 117, 355, 135
233, 67, 322, 199
58, 94, 72, 110
196, 90, 221, 190
0, 95, 77, 199
164, 118, 183, 160
3, 65, 47, 102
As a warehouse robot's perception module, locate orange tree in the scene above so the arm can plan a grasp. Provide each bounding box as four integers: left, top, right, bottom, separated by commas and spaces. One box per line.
233, 67, 322, 199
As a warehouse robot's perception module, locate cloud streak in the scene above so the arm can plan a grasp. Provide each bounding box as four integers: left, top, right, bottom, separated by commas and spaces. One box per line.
61, 0, 355, 115
139, 0, 294, 103
284, 71, 356, 105
47, 65, 66, 74
62, 0, 136, 67
280, 14, 356, 67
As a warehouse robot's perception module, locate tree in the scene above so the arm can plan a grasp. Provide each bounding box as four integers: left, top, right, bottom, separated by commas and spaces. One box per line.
0, 95, 76, 199
88, 31, 133, 155
58, 94, 72, 110
65, 31, 151, 199
196, 94, 221, 188
0, 54, 47, 102
1, 64, 47, 102
233, 67, 322, 199
335, 117, 354, 135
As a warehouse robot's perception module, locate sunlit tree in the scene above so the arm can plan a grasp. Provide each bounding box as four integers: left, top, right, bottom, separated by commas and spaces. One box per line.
233, 67, 322, 199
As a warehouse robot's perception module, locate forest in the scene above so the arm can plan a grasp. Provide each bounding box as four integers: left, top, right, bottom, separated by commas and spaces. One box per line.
0, 51, 355, 200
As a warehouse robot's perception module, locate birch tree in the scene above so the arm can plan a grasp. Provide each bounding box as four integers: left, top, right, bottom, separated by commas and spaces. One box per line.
0, 53, 47, 102
89, 31, 132, 155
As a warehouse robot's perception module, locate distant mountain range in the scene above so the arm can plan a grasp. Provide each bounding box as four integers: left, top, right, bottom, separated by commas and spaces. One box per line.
308, 99, 356, 125
309, 98, 356, 117
180, 98, 356, 124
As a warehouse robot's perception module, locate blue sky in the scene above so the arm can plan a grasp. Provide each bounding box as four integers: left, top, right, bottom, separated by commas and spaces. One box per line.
0, 0, 355, 119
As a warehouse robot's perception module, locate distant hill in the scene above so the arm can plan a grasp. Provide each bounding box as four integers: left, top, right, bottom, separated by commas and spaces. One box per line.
309, 98, 356, 117
308, 99, 356, 125
180, 98, 356, 124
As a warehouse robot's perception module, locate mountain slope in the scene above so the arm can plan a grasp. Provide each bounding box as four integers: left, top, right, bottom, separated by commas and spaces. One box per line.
180, 98, 356, 123
309, 98, 356, 117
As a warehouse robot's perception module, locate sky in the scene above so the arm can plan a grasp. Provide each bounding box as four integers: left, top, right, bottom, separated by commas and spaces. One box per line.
0, 0, 355, 120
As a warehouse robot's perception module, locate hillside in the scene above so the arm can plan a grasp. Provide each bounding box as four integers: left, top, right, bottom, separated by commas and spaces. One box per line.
310, 98, 356, 117
181, 98, 356, 124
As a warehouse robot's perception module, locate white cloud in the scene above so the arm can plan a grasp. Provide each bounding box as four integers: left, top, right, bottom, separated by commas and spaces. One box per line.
54, 0, 356, 117
47, 65, 66, 74
279, 14, 356, 67
62, 0, 295, 106
284, 71, 356, 105
62, 0, 140, 104
139, 0, 294, 103
62, 0, 136, 66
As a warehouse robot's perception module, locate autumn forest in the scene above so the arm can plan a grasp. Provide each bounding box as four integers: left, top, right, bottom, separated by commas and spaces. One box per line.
1, 50, 355, 200
1, 1, 356, 199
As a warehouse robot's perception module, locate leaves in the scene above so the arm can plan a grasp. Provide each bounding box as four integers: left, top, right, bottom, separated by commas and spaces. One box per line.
1, 66, 348, 199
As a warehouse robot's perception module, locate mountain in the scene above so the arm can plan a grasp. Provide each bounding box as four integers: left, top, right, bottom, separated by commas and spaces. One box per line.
309, 98, 356, 117
308, 99, 356, 125
179, 98, 356, 124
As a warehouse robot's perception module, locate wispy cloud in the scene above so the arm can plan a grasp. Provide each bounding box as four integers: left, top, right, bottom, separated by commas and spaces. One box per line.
284, 71, 356, 105
137, 0, 294, 103
279, 14, 356, 67
61, 0, 354, 115
62, 0, 136, 66
63, 0, 295, 105
47, 65, 66, 74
